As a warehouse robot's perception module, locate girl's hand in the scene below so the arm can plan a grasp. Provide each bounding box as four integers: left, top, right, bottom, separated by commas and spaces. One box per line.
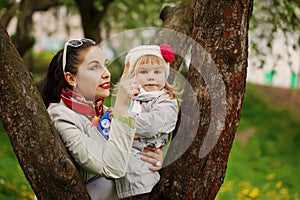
141, 147, 164, 171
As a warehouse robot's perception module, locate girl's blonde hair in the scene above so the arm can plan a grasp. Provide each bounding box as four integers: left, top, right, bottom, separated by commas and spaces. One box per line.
131, 55, 179, 99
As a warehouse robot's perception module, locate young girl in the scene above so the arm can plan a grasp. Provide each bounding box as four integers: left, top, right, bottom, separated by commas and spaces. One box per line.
115, 44, 179, 199
38, 39, 164, 200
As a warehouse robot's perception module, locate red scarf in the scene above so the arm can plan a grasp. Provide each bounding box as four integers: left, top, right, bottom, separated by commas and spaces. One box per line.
61, 88, 104, 126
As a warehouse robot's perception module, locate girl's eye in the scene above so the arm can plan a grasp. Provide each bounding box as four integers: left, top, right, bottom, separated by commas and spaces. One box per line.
138, 70, 148, 74
154, 70, 162, 74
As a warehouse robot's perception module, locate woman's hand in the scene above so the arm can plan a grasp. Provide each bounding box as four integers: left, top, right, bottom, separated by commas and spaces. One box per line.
114, 61, 139, 116
140, 147, 164, 171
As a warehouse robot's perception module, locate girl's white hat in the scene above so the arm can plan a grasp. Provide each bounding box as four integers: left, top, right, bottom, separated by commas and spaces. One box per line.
125, 44, 174, 78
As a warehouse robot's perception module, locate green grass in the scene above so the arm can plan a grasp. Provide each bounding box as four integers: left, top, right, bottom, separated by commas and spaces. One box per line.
0, 123, 34, 200
216, 84, 300, 200
0, 83, 299, 199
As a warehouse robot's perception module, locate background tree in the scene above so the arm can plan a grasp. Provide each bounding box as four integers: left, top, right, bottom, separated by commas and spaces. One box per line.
2, 0, 300, 64
249, 0, 300, 88
0, 0, 60, 57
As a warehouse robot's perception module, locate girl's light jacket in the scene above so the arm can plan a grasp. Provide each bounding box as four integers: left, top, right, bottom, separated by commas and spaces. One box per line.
47, 101, 136, 199
115, 93, 178, 198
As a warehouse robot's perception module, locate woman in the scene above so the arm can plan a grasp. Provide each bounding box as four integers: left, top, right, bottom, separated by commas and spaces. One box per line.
39, 38, 163, 199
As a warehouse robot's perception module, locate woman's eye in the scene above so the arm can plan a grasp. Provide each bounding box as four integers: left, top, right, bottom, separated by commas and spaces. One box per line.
104, 62, 108, 68
91, 66, 98, 70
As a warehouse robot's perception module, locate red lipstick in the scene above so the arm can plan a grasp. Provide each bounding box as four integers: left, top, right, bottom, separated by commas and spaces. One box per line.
99, 82, 110, 89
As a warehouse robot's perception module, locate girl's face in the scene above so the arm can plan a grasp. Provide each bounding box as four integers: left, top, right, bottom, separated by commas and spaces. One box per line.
135, 64, 166, 92
74, 47, 111, 100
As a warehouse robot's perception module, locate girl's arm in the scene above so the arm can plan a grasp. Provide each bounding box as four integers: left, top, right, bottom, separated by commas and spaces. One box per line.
134, 97, 178, 137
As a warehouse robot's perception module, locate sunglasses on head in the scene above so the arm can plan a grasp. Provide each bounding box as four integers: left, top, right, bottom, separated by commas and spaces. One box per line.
62, 38, 96, 73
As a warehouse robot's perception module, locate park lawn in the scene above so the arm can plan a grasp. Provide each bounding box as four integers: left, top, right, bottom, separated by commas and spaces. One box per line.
216, 84, 300, 200
0, 123, 34, 200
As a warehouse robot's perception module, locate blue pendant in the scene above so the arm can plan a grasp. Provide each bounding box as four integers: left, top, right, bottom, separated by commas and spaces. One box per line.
98, 111, 111, 140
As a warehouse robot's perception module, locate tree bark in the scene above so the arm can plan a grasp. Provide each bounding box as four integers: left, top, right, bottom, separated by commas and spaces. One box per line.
1, 0, 254, 198
151, 0, 253, 199
0, 24, 90, 200
157, 0, 195, 73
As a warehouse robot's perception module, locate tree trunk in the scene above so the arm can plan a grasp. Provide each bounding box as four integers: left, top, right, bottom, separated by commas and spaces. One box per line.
0, 24, 90, 199
159, 0, 195, 72
1, 0, 254, 198
151, 0, 253, 199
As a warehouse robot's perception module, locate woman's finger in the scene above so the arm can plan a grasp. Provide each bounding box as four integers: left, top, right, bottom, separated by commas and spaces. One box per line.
141, 148, 163, 171
121, 60, 130, 79
141, 154, 161, 171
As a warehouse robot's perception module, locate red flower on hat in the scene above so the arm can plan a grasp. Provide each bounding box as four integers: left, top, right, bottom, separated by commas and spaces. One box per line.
160, 44, 174, 63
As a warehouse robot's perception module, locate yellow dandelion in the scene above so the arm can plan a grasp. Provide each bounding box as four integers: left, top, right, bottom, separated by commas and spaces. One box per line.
21, 190, 28, 197
263, 183, 270, 190
219, 180, 234, 193
266, 173, 276, 180
21, 184, 27, 190
237, 192, 244, 199
276, 181, 282, 188
241, 188, 250, 196
6, 182, 16, 190
239, 181, 251, 188
279, 188, 289, 196
266, 191, 277, 198
249, 187, 260, 199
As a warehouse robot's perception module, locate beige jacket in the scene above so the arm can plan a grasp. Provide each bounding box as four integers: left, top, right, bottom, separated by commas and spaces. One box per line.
48, 101, 136, 182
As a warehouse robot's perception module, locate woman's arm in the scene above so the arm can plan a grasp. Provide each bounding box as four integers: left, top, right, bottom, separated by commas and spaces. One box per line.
49, 104, 135, 179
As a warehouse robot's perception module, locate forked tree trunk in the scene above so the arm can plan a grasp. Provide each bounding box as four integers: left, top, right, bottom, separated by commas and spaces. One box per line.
151, 0, 253, 199
0, 0, 253, 199
0, 25, 90, 199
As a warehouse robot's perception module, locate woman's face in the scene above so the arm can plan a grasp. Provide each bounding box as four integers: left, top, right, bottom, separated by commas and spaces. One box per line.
74, 47, 111, 100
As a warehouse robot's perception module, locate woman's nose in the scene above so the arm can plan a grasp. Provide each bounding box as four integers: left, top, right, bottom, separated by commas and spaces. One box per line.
101, 68, 110, 79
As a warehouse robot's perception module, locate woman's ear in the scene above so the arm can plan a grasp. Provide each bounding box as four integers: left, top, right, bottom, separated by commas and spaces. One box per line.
64, 72, 76, 87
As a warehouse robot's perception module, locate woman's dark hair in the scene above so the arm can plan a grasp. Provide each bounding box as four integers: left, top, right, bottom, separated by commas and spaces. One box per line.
39, 41, 97, 108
